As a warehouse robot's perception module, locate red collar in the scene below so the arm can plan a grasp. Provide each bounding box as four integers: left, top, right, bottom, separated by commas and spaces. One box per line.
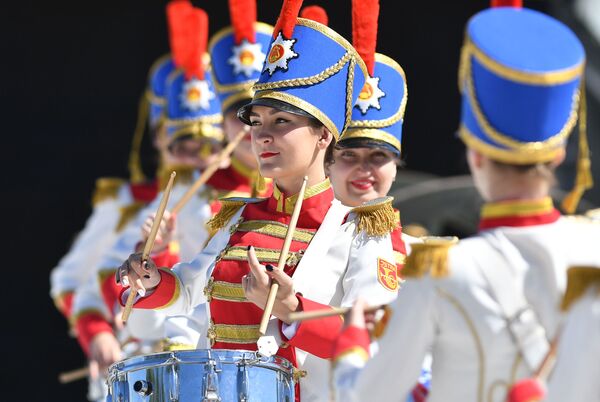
478, 197, 560, 231
129, 180, 158, 203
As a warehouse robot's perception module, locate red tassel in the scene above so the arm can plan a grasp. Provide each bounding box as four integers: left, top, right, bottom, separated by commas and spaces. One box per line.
272, 0, 304, 39
300, 5, 328, 26
491, 0, 523, 7
229, 0, 257, 44
181, 8, 209, 80
166, 0, 194, 68
352, 0, 379, 76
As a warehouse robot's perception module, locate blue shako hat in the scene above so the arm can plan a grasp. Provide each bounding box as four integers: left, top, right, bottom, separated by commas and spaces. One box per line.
208, 0, 273, 113
237, 0, 369, 141
339, 0, 407, 157
458, 7, 585, 165
146, 55, 177, 130
164, 6, 223, 144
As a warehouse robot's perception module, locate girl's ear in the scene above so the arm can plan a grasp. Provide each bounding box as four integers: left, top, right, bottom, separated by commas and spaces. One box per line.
317, 127, 333, 150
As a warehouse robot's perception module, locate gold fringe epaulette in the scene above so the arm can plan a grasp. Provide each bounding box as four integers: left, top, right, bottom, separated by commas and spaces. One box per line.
158, 165, 196, 187
92, 177, 126, 206
116, 202, 146, 232
561, 266, 600, 311
206, 197, 265, 233
352, 196, 398, 237
402, 236, 459, 278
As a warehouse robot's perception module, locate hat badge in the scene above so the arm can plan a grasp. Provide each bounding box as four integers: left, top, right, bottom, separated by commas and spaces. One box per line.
228, 39, 266, 77
181, 78, 215, 111
264, 32, 298, 75
355, 76, 385, 114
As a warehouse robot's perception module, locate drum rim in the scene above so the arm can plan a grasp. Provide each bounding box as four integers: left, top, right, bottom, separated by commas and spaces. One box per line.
108, 348, 296, 376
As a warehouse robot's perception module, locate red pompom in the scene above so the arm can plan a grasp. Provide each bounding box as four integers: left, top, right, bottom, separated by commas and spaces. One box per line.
229, 0, 257, 44
300, 5, 328, 26
506, 378, 546, 402
272, 0, 304, 39
351, 0, 379, 76
491, 0, 523, 7
166, 0, 194, 68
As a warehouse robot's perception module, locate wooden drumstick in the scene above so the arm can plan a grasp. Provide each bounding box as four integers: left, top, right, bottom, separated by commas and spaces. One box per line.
171, 127, 248, 214
58, 366, 90, 384
287, 304, 386, 322
258, 176, 309, 335
122, 171, 177, 323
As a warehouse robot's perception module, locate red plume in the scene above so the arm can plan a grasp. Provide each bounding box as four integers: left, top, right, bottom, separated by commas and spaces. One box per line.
300, 5, 328, 26
181, 8, 209, 80
229, 0, 257, 44
272, 0, 304, 39
166, 0, 194, 68
352, 0, 379, 77
491, 0, 522, 7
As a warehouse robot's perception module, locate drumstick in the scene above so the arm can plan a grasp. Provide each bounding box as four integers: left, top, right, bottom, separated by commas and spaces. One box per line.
534, 329, 561, 382
258, 176, 309, 335
171, 127, 248, 214
287, 304, 386, 322
58, 366, 90, 384
122, 171, 177, 323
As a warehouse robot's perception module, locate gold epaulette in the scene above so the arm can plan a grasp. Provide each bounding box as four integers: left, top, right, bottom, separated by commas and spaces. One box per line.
92, 177, 126, 206
561, 266, 600, 311
402, 236, 459, 278
206, 197, 265, 233
158, 165, 196, 187
351, 196, 398, 237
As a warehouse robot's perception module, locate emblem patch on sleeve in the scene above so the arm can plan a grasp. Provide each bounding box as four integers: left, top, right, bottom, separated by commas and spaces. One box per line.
377, 258, 399, 291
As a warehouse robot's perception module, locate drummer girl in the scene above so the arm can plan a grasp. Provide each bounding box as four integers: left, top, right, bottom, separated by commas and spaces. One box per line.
117, 0, 401, 400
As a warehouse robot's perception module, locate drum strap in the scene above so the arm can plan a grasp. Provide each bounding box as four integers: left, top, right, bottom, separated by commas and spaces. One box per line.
476, 231, 550, 373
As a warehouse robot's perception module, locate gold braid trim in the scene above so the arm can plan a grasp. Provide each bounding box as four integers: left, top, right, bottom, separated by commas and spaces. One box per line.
352, 196, 398, 237
116, 202, 146, 232
561, 266, 600, 311
402, 236, 459, 278
92, 178, 125, 206
253, 51, 352, 91
343, 56, 356, 133
206, 199, 247, 233
128, 93, 149, 184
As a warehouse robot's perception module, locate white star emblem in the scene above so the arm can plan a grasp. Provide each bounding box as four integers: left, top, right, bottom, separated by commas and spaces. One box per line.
263, 32, 298, 75
180, 78, 215, 111
228, 39, 266, 77
355, 76, 386, 114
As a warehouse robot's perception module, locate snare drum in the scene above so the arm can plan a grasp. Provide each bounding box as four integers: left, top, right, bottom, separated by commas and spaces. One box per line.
106, 349, 295, 402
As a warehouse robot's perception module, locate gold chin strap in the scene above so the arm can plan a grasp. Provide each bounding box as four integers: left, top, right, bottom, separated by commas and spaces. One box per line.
128, 93, 149, 184
561, 77, 593, 214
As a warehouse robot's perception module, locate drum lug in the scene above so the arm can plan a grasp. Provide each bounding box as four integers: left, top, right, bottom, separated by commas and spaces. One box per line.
202, 359, 222, 402
236, 363, 249, 402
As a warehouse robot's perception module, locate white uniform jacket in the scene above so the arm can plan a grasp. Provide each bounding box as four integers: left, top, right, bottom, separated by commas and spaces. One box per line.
334, 201, 600, 402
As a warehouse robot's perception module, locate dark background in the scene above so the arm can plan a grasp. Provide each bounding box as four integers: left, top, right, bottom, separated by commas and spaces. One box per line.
1, 0, 598, 401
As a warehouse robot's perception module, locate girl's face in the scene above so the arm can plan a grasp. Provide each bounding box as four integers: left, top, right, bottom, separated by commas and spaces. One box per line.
224, 109, 256, 168
248, 105, 329, 185
327, 147, 397, 207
